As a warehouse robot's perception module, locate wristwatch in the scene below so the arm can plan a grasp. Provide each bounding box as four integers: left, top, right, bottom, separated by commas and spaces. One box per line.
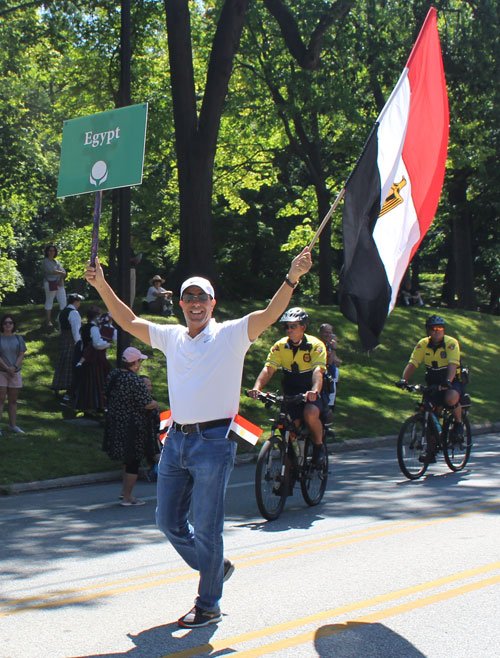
285, 275, 298, 289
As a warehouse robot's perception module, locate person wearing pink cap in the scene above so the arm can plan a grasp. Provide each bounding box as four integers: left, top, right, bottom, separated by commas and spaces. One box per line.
85, 247, 312, 628
103, 346, 160, 505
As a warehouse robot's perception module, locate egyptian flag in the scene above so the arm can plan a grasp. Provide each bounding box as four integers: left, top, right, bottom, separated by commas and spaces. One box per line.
339, 7, 449, 351
158, 409, 172, 443
225, 414, 263, 449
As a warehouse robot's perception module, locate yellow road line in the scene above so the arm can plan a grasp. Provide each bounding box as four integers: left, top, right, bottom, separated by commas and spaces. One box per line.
162, 562, 500, 658
226, 573, 500, 657
2, 499, 499, 615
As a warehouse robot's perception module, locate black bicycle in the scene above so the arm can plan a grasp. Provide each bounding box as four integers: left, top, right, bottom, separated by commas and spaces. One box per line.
396, 383, 472, 480
248, 391, 329, 521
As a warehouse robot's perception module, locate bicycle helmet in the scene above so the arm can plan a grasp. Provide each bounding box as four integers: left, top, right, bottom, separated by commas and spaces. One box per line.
425, 314, 446, 330
279, 307, 309, 326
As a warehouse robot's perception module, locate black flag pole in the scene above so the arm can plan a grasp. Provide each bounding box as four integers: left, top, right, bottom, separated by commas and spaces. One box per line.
90, 190, 103, 267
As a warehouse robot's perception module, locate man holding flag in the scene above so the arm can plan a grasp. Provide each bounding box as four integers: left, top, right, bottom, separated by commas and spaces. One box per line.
85, 247, 311, 628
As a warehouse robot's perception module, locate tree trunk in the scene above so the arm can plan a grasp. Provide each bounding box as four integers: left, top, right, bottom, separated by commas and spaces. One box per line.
441, 244, 456, 307
108, 190, 119, 290
117, 0, 131, 361
164, 0, 250, 288
447, 169, 476, 310
410, 254, 420, 289
450, 213, 476, 309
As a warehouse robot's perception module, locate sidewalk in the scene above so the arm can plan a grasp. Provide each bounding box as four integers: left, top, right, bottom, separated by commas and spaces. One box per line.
5, 420, 500, 495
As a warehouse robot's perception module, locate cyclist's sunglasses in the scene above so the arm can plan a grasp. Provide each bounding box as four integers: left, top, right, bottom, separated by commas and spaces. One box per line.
182, 292, 210, 302
285, 323, 300, 330
430, 326, 444, 331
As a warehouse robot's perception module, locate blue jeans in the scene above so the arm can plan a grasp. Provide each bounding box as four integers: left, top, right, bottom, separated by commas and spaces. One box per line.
156, 426, 236, 611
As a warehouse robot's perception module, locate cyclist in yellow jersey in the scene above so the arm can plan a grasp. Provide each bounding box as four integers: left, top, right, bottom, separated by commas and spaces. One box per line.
249, 308, 327, 463
397, 315, 465, 462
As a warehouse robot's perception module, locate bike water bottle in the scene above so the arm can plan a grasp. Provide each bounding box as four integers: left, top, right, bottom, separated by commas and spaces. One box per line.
431, 414, 441, 435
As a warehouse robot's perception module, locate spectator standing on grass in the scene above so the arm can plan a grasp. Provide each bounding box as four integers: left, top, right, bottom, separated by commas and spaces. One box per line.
98, 311, 118, 347
0, 315, 27, 435
51, 293, 84, 400
85, 247, 312, 628
103, 348, 160, 506
74, 306, 111, 415
41, 245, 67, 328
319, 323, 341, 413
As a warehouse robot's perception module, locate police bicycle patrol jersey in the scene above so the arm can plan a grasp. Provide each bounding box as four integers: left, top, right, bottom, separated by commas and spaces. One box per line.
409, 335, 462, 386
265, 334, 326, 396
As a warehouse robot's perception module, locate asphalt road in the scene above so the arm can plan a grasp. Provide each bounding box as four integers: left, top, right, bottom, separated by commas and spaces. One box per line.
1, 433, 500, 658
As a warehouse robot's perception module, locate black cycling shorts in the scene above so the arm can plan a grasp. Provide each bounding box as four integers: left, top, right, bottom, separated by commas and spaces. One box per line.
288, 396, 324, 422
429, 381, 464, 408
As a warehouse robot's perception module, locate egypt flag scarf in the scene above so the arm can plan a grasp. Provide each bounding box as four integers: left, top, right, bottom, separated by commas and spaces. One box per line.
339, 7, 449, 351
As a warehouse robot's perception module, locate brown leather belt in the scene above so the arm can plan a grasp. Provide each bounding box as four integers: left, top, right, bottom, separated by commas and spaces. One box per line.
172, 418, 231, 435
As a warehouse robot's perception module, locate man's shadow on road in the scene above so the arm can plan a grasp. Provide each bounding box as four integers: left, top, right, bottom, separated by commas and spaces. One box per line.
71, 619, 234, 658
314, 621, 426, 657
71, 619, 428, 658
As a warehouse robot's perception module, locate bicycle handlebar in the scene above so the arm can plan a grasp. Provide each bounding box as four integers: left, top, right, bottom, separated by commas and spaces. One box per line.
394, 382, 444, 394
245, 390, 306, 407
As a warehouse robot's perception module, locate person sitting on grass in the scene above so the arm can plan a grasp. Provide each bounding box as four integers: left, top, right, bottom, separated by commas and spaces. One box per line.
145, 275, 173, 316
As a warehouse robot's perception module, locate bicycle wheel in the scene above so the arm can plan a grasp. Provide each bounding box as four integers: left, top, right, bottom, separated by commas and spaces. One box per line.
300, 437, 328, 506
397, 414, 428, 480
255, 435, 287, 521
443, 416, 472, 471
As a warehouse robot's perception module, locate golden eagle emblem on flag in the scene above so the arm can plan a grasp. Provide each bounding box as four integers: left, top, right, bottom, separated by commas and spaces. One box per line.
378, 177, 407, 218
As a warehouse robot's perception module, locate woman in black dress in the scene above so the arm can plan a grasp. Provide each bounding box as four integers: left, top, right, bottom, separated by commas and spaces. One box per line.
103, 347, 160, 506
74, 306, 111, 414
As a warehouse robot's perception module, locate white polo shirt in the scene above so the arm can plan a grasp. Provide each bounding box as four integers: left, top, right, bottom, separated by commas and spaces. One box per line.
149, 316, 252, 424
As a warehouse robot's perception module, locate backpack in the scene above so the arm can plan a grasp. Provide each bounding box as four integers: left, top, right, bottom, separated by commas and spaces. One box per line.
460, 365, 470, 387
323, 370, 336, 395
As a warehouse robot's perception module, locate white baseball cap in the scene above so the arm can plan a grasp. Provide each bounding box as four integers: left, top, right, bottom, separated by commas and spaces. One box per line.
180, 276, 215, 299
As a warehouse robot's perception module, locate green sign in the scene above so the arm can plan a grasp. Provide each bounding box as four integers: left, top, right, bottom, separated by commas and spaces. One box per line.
57, 103, 148, 198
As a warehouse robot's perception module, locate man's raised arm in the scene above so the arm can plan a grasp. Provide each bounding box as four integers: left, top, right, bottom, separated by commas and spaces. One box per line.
247, 247, 312, 342
85, 257, 152, 346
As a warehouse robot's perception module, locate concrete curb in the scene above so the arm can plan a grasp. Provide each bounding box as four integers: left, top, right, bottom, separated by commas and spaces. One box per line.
4, 421, 500, 495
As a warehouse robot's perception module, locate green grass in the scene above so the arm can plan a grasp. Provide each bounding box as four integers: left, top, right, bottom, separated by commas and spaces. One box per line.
0, 300, 499, 486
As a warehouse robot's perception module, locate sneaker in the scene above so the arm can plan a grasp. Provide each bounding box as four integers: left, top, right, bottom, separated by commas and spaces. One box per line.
419, 452, 436, 464
9, 426, 25, 434
178, 605, 222, 628
223, 558, 235, 582
451, 422, 464, 445
119, 499, 145, 506
312, 444, 325, 464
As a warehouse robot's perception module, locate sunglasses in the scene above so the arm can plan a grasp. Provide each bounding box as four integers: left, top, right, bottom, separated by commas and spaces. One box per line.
430, 326, 444, 331
285, 323, 300, 330
3, 320, 14, 325
182, 292, 210, 303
